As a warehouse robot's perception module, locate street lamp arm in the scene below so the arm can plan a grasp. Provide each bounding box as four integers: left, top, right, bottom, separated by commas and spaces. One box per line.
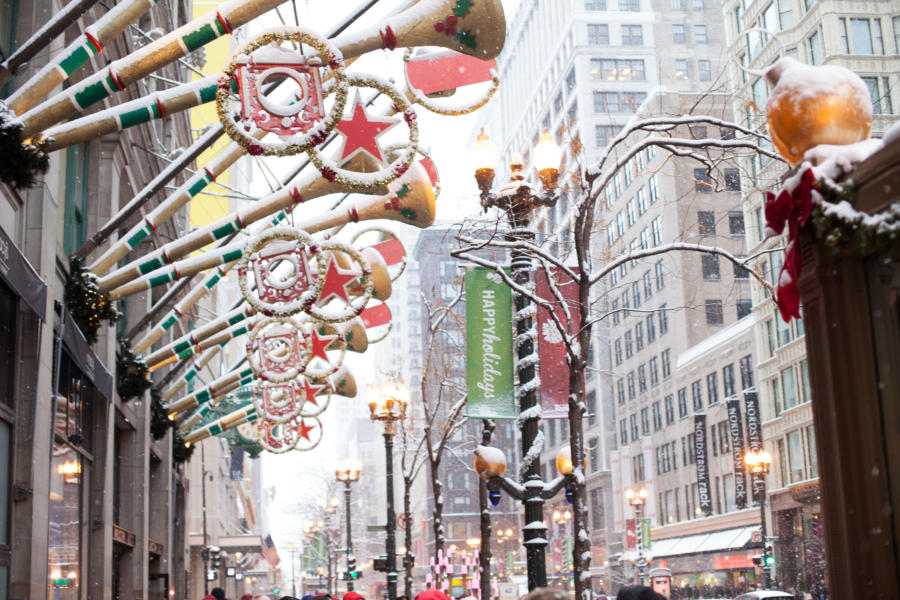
488, 475, 527, 500
539, 474, 573, 500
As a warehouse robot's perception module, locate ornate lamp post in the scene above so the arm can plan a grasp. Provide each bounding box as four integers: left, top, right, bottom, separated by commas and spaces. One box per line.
745, 449, 773, 588
470, 129, 563, 592
369, 382, 409, 600
625, 487, 648, 584
335, 458, 362, 591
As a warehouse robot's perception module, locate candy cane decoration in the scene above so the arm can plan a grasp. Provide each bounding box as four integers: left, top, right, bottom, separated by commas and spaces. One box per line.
145, 306, 256, 369
183, 404, 259, 445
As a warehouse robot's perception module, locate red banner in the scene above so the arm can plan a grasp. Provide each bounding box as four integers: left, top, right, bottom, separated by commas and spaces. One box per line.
625, 518, 637, 551
713, 553, 757, 570
534, 266, 582, 419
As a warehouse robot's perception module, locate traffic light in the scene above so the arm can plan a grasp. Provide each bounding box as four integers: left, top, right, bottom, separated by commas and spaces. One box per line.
349, 570, 362, 579
764, 544, 775, 567
752, 555, 763, 567
489, 490, 501, 506
273, 588, 280, 595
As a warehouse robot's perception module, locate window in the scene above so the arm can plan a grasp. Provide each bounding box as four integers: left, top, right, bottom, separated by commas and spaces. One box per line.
702, 255, 720, 281
615, 172, 623, 197
632, 282, 641, 308
707, 372, 719, 404
627, 198, 636, 226
698, 59, 711, 81
651, 216, 662, 246
691, 380, 703, 411
655, 261, 665, 290
630, 414, 639, 439
595, 91, 618, 112
787, 429, 804, 482
628, 371, 636, 399
622, 290, 630, 315
619, 0, 639, 10
863, 77, 894, 115
617, 378, 626, 404
612, 299, 620, 325
649, 357, 659, 385
638, 365, 648, 393
694, 170, 713, 193
698, 210, 716, 234
723, 168, 741, 192
633, 453, 645, 481
661, 348, 671, 378
614, 338, 623, 365
620, 420, 628, 445
596, 124, 623, 147
591, 58, 646, 80
670, 0, 684, 8
622, 24, 643, 45
693, 0, 703, 8
554, 92, 564, 115
649, 174, 659, 203
706, 299, 724, 325
778, 0, 794, 28
659, 304, 669, 334
737, 299, 752, 320
808, 30, 822, 65
637, 187, 647, 214
723, 363, 736, 397
588, 23, 610, 45
843, 18, 884, 55
640, 228, 650, 250
782, 365, 798, 411
591, 488, 606, 530
641, 407, 650, 434
807, 425, 818, 479
733, 260, 750, 280
566, 69, 577, 93
587, 391, 597, 425
895, 16, 900, 56
678, 388, 688, 418
585, 0, 607, 8
665, 394, 675, 424
800, 360, 812, 404
675, 58, 689, 79
616, 211, 626, 236
740, 354, 754, 390
646, 313, 656, 342
727, 212, 745, 236
64, 143, 91, 255
695, 24, 708, 43
652, 401, 662, 430
589, 439, 599, 473
672, 24, 686, 43
642, 271, 653, 299
635, 321, 644, 350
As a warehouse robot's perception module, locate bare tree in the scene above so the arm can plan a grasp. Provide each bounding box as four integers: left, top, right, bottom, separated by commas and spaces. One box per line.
453, 99, 784, 600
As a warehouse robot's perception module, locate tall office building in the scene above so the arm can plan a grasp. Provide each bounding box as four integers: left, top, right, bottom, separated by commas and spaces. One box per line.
722, 0, 900, 591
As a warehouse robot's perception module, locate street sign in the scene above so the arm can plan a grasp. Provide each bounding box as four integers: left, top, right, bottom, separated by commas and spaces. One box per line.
751, 530, 763, 543
397, 514, 408, 530
367, 524, 387, 532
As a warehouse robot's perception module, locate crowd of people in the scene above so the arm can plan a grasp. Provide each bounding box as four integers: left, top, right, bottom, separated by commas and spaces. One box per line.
201, 585, 668, 600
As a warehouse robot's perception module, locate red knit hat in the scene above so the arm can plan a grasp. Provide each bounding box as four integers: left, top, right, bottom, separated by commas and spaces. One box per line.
414, 591, 451, 600
344, 593, 366, 600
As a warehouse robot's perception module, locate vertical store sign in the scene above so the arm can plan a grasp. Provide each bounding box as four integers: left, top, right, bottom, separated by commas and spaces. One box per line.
726, 397, 748, 509
694, 413, 713, 516
465, 267, 516, 419
534, 266, 582, 419
743, 388, 766, 502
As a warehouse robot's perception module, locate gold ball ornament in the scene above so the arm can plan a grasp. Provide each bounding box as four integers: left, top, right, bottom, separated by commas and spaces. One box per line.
764, 57, 872, 166
474, 445, 507, 480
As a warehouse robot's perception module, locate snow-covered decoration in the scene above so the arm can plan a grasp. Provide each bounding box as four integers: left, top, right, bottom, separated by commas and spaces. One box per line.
308, 240, 375, 324
519, 429, 545, 478
216, 27, 348, 157
257, 415, 322, 453
762, 57, 873, 166
402, 49, 500, 117
0, 98, 48, 189
541, 320, 563, 344
350, 227, 409, 283
298, 320, 346, 380
765, 138, 894, 322
253, 382, 303, 424
238, 226, 325, 317
473, 444, 507, 479
306, 74, 419, 192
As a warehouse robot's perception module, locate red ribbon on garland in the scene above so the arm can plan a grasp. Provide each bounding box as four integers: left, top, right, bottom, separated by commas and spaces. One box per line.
764, 168, 815, 323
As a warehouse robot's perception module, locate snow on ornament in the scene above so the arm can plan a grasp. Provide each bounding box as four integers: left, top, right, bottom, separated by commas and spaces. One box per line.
541, 320, 563, 344
247, 316, 309, 383
258, 415, 322, 453
763, 56, 872, 166
306, 240, 375, 324
474, 444, 507, 480
253, 382, 303, 424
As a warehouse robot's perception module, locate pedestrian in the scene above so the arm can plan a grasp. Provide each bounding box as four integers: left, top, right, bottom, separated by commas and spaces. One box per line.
242, 594, 254, 600
344, 592, 366, 600
212, 587, 227, 600
414, 590, 452, 600
615, 586, 665, 600
519, 587, 569, 600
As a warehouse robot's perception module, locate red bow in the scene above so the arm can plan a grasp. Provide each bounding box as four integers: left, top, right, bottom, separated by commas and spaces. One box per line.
764, 168, 816, 323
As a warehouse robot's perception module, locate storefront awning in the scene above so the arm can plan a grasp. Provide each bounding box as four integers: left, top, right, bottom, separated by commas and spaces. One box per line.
0, 223, 47, 320
57, 308, 114, 400
645, 525, 757, 559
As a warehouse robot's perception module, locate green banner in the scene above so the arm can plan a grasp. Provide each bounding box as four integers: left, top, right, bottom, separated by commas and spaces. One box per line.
465, 267, 516, 418
641, 518, 652, 551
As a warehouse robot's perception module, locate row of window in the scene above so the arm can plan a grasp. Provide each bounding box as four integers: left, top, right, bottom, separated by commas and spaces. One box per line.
674, 58, 713, 82
593, 90, 648, 114
694, 169, 743, 194
618, 356, 754, 446
615, 314, 670, 365
611, 263, 665, 322
701, 253, 752, 282
616, 349, 673, 404
769, 360, 811, 417
671, 23, 708, 44
585, 0, 706, 11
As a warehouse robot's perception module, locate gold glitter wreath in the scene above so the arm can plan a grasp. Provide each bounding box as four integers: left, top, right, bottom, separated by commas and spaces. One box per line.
306, 74, 419, 192
246, 316, 311, 384
306, 240, 375, 325
216, 27, 349, 157
402, 49, 501, 116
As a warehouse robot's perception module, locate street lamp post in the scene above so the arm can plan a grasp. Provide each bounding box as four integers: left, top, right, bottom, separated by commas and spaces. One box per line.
745, 449, 773, 589
625, 487, 648, 584
369, 382, 409, 600
335, 458, 362, 592
470, 129, 563, 592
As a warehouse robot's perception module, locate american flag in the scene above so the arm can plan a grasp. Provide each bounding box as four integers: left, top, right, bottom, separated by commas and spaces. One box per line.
260, 533, 281, 567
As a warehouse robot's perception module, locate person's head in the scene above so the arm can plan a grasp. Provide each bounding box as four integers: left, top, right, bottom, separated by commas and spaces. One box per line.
414, 590, 451, 600
344, 593, 365, 600
520, 587, 569, 600
241, 594, 253, 600
211, 588, 227, 600
615, 586, 665, 600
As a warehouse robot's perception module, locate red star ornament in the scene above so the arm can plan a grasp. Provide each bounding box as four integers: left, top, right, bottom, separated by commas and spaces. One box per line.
298, 418, 316, 441
318, 255, 357, 305
334, 91, 398, 164
307, 328, 338, 363
299, 378, 326, 405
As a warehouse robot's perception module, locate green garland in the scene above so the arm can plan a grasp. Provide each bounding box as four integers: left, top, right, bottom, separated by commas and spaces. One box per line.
172, 432, 195, 465
0, 99, 49, 190
150, 387, 173, 441
809, 176, 900, 259
64, 256, 119, 344
116, 339, 151, 402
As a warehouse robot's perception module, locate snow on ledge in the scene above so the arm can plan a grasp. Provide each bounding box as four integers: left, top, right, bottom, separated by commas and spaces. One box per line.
675, 314, 755, 371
